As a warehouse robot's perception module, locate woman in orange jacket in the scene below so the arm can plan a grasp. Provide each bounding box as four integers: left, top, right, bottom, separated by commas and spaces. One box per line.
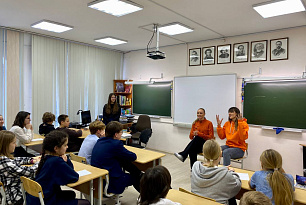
216, 107, 249, 166
174, 108, 214, 169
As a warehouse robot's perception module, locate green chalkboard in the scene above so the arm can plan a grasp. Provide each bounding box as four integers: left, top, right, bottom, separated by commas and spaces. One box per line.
133, 82, 172, 117
243, 80, 306, 129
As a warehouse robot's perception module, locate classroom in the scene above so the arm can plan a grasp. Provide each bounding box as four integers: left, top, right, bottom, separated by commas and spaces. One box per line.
0, 0, 306, 204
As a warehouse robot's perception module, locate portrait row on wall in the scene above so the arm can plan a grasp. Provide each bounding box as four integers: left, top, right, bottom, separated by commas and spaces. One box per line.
189, 37, 288, 66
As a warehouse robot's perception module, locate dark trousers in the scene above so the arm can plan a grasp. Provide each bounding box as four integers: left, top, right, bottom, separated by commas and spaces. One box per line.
179, 136, 206, 169
228, 197, 237, 205
14, 146, 35, 157
119, 159, 142, 192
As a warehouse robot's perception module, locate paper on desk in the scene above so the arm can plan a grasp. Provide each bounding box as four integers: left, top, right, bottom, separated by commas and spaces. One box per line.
77, 169, 91, 177
236, 173, 250, 180
31, 138, 43, 142
122, 133, 132, 138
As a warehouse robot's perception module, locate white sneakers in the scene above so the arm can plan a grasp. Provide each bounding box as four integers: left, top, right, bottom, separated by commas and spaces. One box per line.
174, 153, 184, 162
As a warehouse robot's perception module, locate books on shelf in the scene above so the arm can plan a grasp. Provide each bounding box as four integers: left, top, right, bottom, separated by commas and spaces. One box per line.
125, 85, 132, 93
117, 95, 131, 106
116, 82, 124, 92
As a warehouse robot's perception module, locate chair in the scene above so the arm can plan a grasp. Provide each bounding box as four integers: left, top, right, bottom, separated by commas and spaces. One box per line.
104, 175, 120, 205
230, 143, 248, 169
70, 153, 87, 164
0, 181, 6, 205
128, 115, 152, 148
178, 187, 216, 201
20, 176, 44, 205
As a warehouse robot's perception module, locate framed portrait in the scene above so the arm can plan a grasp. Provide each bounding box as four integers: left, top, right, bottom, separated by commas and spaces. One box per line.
233, 42, 248, 63
270, 37, 288, 61
202, 46, 215, 65
217, 44, 231, 64
251, 40, 267, 62
189, 48, 201, 66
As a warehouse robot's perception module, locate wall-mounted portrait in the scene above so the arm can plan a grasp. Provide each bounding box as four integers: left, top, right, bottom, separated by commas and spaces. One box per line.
251, 40, 267, 62
202, 46, 215, 65
189, 48, 201, 66
233, 42, 248, 63
217, 44, 231, 64
270, 37, 288, 61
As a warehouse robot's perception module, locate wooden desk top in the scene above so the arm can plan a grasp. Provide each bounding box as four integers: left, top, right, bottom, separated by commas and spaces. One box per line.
24, 134, 44, 146
124, 145, 166, 164
234, 167, 306, 205
67, 160, 108, 187
166, 189, 221, 205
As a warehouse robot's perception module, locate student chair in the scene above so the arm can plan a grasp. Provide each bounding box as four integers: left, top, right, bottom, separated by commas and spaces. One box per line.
178, 187, 216, 201
104, 175, 120, 205
20, 176, 44, 205
70, 153, 87, 164
230, 143, 248, 169
128, 115, 152, 148
0, 181, 6, 205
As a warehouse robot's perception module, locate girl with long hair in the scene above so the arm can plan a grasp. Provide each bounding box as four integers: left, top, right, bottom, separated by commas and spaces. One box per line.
0, 130, 39, 205
191, 140, 241, 205
174, 108, 214, 168
9, 111, 35, 157
249, 149, 294, 205
26, 130, 90, 205
216, 107, 249, 166
102, 93, 121, 125
138, 165, 181, 205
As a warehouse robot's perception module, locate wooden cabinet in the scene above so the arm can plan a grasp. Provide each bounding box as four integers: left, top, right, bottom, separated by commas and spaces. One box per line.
113, 80, 133, 114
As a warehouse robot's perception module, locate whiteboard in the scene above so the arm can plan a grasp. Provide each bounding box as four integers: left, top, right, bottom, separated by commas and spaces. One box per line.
174, 74, 236, 127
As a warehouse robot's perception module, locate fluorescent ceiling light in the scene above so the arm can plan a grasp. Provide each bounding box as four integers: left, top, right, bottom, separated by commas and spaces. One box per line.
253, 0, 305, 18
159, 23, 193, 35
31, 20, 73, 33
95, 37, 127, 45
88, 0, 143, 17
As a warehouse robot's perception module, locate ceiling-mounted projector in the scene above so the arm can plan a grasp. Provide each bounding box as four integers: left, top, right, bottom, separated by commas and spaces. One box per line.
147, 24, 166, 60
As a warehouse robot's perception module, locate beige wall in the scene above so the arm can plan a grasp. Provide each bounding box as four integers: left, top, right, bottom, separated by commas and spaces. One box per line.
6, 30, 20, 128
123, 26, 306, 176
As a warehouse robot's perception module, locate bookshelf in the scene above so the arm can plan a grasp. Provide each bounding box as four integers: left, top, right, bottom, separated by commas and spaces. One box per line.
113, 80, 133, 114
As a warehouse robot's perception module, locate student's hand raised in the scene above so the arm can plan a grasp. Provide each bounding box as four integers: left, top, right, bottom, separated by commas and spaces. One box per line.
216, 115, 223, 127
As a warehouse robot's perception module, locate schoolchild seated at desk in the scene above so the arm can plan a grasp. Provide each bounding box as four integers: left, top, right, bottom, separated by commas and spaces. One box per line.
78, 120, 105, 164
91, 121, 142, 194
39, 112, 55, 136
56, 114, 83, 152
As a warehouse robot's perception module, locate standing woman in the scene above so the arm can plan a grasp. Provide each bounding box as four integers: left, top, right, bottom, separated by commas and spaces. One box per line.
0, 114, 6, 130
10, 111, 35, 157
216, 107, 249, 166
174, 108, 214, 168
103, 93, 121, 125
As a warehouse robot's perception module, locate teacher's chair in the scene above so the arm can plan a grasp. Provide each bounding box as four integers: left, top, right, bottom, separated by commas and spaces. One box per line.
230, 143, 248, 169
129, 115, 152, 148
20, 176, 44, 205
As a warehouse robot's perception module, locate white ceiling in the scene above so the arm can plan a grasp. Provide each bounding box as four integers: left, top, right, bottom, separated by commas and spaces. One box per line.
0, 0, 305, 53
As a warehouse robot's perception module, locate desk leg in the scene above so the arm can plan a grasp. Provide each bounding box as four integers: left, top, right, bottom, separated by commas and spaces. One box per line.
90, 180, 93, 205
98, 177, 102, 205
303, 146, 306, 177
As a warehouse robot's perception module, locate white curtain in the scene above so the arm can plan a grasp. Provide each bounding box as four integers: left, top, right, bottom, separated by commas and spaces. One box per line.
0, 29, 5, 124
67, 43, 122, 122
32, 35, 67, 132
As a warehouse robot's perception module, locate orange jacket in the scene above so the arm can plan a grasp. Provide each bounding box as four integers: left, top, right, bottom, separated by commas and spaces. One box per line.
189, 118, 214, 140
217, 119, 249, 151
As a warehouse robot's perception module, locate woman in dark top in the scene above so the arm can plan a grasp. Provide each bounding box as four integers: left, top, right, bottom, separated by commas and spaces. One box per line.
39, 112, 55, 136
26, 131, 90, 205
103, 93, 121, 125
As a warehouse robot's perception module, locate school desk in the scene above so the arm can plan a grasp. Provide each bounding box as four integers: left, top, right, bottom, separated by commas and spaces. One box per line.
124, 145, 166, 171
68, 160, 108, 205
77, 128, 131, 143
166, 189, 222, 205
234, 167, 306, 205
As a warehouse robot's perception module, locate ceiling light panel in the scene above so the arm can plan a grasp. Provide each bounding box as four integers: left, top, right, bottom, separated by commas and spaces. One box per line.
31, 20, 73, 33
88, 0, 143, 17
95, 37, 127, 45
159, 23, 193, 35
253, 0, 305, 18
